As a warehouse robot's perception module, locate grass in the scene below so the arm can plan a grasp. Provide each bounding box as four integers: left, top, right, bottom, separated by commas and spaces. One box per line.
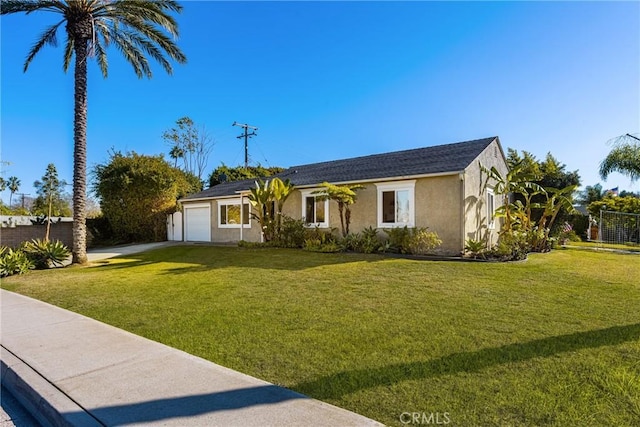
3, 246, 639, 426
566, 240, 640, 253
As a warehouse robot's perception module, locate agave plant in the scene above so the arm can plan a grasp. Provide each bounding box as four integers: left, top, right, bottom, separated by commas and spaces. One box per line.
0, 247, 34, 277
21, 239, 71, 269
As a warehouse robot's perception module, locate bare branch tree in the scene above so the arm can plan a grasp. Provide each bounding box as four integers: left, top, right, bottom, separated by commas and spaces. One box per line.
162, 117, 214, 183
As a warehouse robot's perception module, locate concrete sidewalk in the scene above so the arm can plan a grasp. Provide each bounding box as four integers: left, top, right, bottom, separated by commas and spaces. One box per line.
1, 290, 382, 426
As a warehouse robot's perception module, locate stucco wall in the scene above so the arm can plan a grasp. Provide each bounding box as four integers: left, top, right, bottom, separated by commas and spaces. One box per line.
283, 176, 463, 254
210, 198, 261, 243
463, 139, 509, 248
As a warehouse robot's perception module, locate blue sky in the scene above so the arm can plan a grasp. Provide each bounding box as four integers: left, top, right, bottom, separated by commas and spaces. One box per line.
1, 1, 639, 204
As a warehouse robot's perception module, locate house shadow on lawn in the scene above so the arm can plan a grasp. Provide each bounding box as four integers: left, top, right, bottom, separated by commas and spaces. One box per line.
91, 245, 385, 273
293, 323, 640, 400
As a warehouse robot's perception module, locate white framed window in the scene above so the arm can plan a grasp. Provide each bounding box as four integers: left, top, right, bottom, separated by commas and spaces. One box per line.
487, 188, 496, 229
218, 198, 251, 228
300, 189, 329, 228
376, 180, 416, 228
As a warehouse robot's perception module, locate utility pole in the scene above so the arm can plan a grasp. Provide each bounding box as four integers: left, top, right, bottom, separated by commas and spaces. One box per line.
232, 122, 258, 168
17, 193, 30, 210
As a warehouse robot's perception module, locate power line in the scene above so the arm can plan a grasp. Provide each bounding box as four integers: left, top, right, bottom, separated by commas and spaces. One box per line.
232, 122, 258, 168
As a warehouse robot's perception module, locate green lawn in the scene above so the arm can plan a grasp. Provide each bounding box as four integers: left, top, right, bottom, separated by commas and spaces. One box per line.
567, 240, 640, 253
3, 246, 639, 426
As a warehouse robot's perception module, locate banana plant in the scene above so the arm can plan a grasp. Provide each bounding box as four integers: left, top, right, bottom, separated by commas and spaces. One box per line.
247, 177, 295, 241
480, 161, 544, 233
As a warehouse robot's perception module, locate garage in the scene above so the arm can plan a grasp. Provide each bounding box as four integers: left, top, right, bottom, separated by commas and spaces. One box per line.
184, 203, 211, 242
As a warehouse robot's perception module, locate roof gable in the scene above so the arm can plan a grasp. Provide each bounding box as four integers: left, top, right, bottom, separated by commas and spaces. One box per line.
182, 136, 498, 200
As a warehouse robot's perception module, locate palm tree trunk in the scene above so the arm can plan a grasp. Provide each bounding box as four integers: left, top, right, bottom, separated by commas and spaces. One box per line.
72, 38, 89, 264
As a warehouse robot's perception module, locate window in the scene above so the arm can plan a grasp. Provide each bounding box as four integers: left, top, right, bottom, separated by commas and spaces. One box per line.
487, 189, 495, 229
300, 190, 329, 228
376, 180, 416, 228
218, 199, 250, 228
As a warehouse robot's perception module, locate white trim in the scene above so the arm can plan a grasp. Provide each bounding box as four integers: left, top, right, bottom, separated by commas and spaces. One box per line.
218, 198, 251, 229
300, 189, 330, 228
375, 180, 416, 228
183, 203, 211, 242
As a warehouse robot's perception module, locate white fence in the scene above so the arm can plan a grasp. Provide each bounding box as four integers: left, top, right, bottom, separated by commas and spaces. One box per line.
597, 210, 640, 245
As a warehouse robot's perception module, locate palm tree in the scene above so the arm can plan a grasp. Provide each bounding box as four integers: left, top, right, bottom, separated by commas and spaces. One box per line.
313, 182, 364, 237
2, 1, 187, 264
7, 176, 21, 207
599, 134, 640, 182
169, 144, 185, 168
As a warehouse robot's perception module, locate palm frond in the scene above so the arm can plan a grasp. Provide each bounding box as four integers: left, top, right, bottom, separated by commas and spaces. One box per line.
62, 36, 73, 72
599, 143, 640, 181
118, 18, 186, 65
24, 19, 64, 71
109, 29, 151, 78
93, 37, 109, 78
1, 0, 63, 15
108, 0, 182, 37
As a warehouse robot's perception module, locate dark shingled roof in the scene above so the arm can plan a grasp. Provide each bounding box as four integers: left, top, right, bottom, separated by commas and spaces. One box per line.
182, 136, 497, 200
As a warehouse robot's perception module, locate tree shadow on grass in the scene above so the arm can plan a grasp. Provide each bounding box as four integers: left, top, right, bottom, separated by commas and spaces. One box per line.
293, 323, 640, 400
91, 245, 385, 273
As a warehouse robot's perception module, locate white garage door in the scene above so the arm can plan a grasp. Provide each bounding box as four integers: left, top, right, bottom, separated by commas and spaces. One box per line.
184, 204, 211, 242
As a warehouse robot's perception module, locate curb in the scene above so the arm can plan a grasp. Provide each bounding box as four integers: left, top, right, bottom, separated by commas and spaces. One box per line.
1, 346, 102, 427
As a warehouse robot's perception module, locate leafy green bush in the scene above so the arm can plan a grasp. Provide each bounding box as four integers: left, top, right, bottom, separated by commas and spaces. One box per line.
303, 228, 341, 252
407, 228, 442, 255
384, 226, 412, 254
465, 239, 487, 259
0, 247, 34, 277
86, 215, 115, 246
21, 239, 71, 269
303, 240, 342, 253
490, 232, 531, 261
275, 216, 307, 248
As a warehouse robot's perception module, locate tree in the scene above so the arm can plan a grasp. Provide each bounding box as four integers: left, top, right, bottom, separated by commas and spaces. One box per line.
588, 196, 640, 217
578, 183, 605, 205
599, 134, 640, 182
481, 161, 544, 233
2, 1, 187, 264
93, 151, 195, 242
507, 149, 580, 232
208, 164, 285, 187
162, 117, 214, 184
247, 178, 294, 242
313, 182, 364, 237
7, 176, 20, 207
34, 164, 69, 241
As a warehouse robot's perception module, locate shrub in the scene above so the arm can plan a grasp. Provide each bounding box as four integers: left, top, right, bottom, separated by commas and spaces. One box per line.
0, 247, 34, 277
465, 239, 487, 259
303, 228, 342, 252
384, 226, 412, 254
275, 216, 307, 248
21, 239, 71, 269
490, 232, 530, 261
407, 228, 442, 255
360, 226, 384, 253
86, 215, 114, 246
303, 240, 342, 253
